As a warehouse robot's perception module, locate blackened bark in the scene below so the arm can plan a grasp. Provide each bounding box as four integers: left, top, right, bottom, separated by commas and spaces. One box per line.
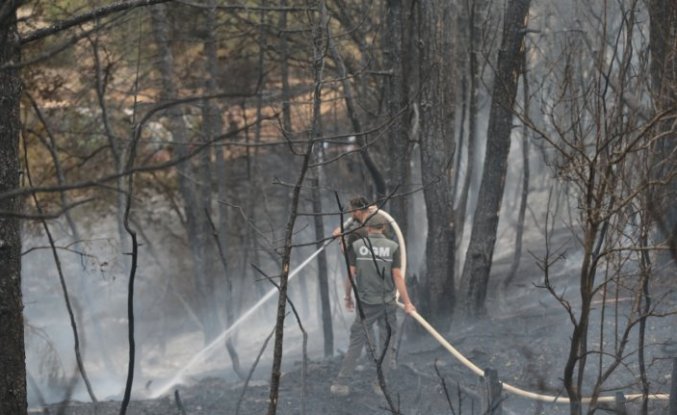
648, 0, 677, 263
311, 172, 333, 357
417, 0, 456, 324
460, 0, 530, 316
279, 0, 292, 137
455, 0, 486, 254
0, 6, 26, 414
309, 15, 332, 359
648, 0, 677, 105
505, 61, 530, 286
384, 0, 409, 233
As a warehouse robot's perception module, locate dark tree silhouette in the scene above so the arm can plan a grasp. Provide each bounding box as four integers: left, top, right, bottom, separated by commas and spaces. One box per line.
460, 0, 531, 317
0, 5, 26, 414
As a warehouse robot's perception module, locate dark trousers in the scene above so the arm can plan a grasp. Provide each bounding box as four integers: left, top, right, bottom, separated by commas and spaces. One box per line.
336, 302, 398, 382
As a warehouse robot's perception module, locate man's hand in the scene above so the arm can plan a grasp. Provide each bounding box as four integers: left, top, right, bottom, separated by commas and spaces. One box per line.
403, 302, 416, 315
344, 296, 354, 312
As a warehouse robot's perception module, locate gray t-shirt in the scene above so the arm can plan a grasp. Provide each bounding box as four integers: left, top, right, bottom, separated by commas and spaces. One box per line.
343, 217, 395, 246
343, 219, 368, 247
348, 234, 401, 305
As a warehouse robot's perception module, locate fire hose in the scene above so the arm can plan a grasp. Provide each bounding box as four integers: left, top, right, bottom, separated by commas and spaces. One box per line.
152, 210, 669, 405
374, 208, 669, 405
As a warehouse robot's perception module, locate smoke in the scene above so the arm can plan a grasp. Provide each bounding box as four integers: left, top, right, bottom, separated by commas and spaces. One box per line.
22, 209, 358, 407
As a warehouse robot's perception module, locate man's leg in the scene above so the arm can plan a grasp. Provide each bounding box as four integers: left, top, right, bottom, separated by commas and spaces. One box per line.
336, 315, 369, 379
332, 304, 380, 395
376, 303, 398, 381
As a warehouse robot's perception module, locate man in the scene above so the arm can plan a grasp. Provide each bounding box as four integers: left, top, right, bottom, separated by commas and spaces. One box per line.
330, 212, 416, 397
332, 196, 372, 252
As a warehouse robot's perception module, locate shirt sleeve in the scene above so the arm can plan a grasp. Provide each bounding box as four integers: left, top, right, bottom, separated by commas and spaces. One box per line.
348, 244, 357, 267
391, 246, 401, 269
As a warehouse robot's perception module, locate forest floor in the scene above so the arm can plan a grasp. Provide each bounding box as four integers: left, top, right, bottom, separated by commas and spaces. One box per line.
35, 300, 676, 415
34, 234, 677, 415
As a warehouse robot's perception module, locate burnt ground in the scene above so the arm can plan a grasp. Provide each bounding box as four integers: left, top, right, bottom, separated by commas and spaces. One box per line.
36, 289, 676, 414
33, 233, 677, 415
33, 336, 574, 415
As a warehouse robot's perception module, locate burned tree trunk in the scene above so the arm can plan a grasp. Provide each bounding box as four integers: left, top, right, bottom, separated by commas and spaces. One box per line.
460, 0, 530, 317
384, 0, 410, 232
0, 6, 27, 414
417, 0, 457, 324
648, 0, 677, 263
455, 0, 489, 256
505, 63, 531, 286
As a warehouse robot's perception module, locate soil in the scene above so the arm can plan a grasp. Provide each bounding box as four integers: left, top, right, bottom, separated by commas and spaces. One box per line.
33, 236, 677, 415
36, 302, 676, 414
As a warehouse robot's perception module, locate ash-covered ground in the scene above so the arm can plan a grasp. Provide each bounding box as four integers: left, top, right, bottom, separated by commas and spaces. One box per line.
35, 271, 676, 415
27, 220, 677, 415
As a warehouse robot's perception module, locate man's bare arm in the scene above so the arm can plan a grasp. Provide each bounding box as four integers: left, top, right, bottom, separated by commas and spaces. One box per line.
392, 268, 416, 314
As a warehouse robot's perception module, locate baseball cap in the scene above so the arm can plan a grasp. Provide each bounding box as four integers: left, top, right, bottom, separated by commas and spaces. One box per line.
365, 212, 389, 227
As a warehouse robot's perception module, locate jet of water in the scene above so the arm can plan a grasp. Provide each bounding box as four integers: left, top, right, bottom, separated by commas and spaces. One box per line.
149, 236, 338, 398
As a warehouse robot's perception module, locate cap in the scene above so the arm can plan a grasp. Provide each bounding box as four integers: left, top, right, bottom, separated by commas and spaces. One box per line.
349, 196, 370, 210
365, 212, 389, 227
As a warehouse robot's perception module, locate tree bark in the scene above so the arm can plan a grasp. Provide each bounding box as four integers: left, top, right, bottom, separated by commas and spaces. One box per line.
460, 0, 530, 317
417, 0, 456, 324
505, 60, 530, 286
455, 0, 487, 257
306, 42, 333, 362
648, 0, 677, 263
384, 0, 409, 232
311, 170, 333, 357
0, 5, 27, 414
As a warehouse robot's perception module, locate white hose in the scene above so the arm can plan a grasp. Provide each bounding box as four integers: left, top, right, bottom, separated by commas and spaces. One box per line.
377, 209, 669, 405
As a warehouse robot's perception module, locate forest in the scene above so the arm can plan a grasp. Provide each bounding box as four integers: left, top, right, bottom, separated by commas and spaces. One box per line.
0, 1, 675, 414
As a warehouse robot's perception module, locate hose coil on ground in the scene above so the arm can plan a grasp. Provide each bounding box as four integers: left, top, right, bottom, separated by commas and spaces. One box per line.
376, 209, 668, 405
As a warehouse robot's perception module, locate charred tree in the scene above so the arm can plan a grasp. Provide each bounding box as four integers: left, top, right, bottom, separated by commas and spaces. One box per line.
460, 0, 530, 317
648, 0, 677, 263
455, 0, 489, 255
384, 0, 410, 233
0, 5, 27, 414
417, 0, 457, 324
505, 60, 530, 286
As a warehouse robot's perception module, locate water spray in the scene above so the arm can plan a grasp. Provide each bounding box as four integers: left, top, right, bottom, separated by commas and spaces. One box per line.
152, 209, 669, 405
149, 219, 352, 399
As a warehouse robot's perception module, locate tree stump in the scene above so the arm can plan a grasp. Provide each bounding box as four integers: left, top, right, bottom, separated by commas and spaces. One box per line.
480, 368, 503, 414
614, 392, 627, 415
669, 357, 677, 415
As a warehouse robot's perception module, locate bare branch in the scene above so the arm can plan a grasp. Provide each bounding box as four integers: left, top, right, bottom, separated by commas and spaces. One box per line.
21, 0, 174, 45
